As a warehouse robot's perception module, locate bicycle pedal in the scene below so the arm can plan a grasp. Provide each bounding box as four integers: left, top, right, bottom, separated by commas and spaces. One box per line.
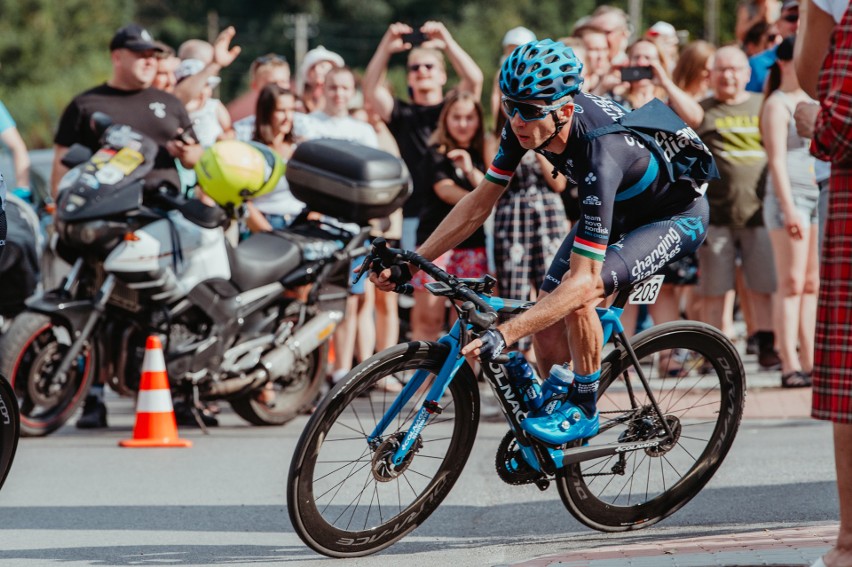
534, 478, 550, 491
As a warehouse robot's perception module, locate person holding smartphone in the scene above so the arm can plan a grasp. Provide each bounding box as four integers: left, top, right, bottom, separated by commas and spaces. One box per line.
362, 21, 483, 252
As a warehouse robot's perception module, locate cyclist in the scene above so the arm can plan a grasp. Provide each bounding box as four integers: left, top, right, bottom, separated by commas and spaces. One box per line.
371, 39, 713, 446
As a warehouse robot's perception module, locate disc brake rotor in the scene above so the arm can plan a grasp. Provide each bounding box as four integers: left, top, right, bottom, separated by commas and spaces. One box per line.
372, 432, 421, 482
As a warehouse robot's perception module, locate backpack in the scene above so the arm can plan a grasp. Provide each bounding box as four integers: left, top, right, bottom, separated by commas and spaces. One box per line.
582, 98, 720, 184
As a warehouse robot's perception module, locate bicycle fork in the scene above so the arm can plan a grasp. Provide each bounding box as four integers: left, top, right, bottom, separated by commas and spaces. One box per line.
367, 334, 465, 468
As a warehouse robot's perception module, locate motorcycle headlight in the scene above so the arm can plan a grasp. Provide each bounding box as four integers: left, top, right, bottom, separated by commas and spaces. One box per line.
66, 220, 127, 248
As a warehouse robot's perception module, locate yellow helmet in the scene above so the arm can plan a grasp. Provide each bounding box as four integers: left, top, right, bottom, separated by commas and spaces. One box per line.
194, 140, 284, 208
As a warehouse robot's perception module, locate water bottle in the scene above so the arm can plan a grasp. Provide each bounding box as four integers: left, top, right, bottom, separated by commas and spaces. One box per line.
538, 363, 575, 416
504, 352, 543, 412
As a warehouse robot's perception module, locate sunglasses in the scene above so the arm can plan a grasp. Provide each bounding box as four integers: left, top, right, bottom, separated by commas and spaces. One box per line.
501, 96, 570, 121
407, 63, 435, 72
782, 13, 799, 22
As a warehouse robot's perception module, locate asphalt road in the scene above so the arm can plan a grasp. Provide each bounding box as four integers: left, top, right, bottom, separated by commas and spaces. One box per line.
0, 390, 839, 567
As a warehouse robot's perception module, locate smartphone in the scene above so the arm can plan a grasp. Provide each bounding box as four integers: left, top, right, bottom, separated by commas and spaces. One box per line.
175, 125, 197, 145
402, 30, 427, 46
621, 66, 654, 82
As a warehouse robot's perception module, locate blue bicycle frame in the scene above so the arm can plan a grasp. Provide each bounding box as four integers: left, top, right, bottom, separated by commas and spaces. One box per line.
367, 294, 630, 471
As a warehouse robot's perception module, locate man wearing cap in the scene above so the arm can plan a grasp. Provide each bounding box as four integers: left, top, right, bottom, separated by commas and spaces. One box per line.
50, 23, 202, 429
746, 0, 800, 92
51, 24, 200, 200
363, 21, 483, 251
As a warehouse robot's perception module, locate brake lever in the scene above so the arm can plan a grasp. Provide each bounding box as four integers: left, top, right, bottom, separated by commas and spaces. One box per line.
352, 254, 373, 286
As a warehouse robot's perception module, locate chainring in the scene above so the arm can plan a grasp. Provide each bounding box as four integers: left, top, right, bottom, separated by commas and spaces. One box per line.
495, 430, 545, 486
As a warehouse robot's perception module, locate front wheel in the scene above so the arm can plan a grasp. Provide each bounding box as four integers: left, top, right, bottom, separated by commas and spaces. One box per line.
288, 341, 479, 558
0, 375, 20, 491
556, 321, 745, 531
0, 312, 96, 437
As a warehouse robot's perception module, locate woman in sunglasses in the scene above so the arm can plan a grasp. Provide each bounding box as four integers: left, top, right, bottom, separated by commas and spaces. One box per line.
371, 39, 714, 446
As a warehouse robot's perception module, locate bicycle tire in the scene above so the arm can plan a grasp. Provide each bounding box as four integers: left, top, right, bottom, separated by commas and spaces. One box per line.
556, 320, 745, 531
288, 340, 479, 558
0, 375, 20, 491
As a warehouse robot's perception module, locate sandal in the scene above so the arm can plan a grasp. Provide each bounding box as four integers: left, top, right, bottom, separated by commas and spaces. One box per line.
781, 370, 812, 388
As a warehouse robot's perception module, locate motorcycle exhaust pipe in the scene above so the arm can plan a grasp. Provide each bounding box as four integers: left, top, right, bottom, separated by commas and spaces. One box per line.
261, 310, 343, 380
202, 369, 268, 399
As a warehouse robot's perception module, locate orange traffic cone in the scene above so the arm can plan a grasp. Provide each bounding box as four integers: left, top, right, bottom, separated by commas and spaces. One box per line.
119, 336, 192, 448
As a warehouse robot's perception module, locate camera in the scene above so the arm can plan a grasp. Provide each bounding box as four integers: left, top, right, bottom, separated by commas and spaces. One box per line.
621, 66, 654, 82
402, 30, 427, 46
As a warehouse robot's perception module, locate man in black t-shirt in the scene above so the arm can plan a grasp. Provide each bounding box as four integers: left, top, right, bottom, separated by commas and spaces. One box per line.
50, 24, 202, 429
363, 21, 483, 250
50, 23, 201, 199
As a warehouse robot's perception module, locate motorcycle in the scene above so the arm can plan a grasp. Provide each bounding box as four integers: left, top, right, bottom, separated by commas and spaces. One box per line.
0, 116, 410, 437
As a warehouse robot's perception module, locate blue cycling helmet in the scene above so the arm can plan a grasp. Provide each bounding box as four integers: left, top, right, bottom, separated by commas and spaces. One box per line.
499, 39, 584, 101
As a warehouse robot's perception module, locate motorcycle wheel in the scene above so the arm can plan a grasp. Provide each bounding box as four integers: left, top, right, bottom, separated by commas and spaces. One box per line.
229, 340, 328, 426
0, 312, 96, 437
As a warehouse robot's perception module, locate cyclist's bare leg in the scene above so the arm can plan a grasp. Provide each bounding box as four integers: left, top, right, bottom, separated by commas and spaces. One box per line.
532, 290, 603, 377
566, 304, 604, 376
531, 301, 570, 377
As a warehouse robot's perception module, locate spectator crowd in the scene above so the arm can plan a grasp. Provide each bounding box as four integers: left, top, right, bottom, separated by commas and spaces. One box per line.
0, 1, 824, 411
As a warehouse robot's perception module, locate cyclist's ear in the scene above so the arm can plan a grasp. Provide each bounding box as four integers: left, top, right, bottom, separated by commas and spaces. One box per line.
558, 102, 575, 121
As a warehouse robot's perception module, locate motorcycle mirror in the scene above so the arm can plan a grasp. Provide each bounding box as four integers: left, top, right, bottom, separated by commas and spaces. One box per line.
90, 112, 113, 138
60, 144, 93, 169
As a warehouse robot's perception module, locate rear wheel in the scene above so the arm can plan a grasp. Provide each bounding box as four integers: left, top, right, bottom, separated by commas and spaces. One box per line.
230, 341, 328, 426
556, 321, 745, 531
0, 312, 96, 437
0, 375, 20, 490
288, 341, 479, 557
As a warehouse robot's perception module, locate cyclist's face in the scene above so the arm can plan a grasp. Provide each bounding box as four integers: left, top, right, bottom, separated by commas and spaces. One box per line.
508, 100, 573, 151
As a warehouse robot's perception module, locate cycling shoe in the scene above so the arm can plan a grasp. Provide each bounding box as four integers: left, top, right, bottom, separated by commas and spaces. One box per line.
521, 401, 599, 446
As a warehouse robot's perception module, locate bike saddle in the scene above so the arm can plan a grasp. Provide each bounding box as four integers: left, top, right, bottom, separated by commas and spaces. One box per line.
230, 232, 301, 291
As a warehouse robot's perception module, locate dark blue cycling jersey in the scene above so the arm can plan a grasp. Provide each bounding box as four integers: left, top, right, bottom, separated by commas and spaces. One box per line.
487, 92, 708, 264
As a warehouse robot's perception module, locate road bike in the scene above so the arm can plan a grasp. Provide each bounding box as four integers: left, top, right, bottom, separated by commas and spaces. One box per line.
0, 374, 20, 491
287, 238, 745, 557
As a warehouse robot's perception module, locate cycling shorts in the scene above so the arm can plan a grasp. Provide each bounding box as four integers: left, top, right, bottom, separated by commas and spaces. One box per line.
541, 196, 709, 296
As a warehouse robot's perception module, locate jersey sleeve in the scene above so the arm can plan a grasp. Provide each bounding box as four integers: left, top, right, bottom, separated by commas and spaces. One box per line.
571, 139, 627, 263
484, 120, 525, 187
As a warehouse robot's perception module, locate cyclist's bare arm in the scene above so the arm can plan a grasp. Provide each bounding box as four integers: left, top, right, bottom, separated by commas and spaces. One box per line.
461, 253, 605, 356
370, 178, 504, 291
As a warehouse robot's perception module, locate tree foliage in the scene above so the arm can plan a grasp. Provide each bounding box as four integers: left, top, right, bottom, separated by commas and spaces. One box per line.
1, 0, 741, 149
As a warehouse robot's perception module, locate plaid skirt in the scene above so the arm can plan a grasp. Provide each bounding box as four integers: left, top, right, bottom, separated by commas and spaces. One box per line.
813, 169, 852, 424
